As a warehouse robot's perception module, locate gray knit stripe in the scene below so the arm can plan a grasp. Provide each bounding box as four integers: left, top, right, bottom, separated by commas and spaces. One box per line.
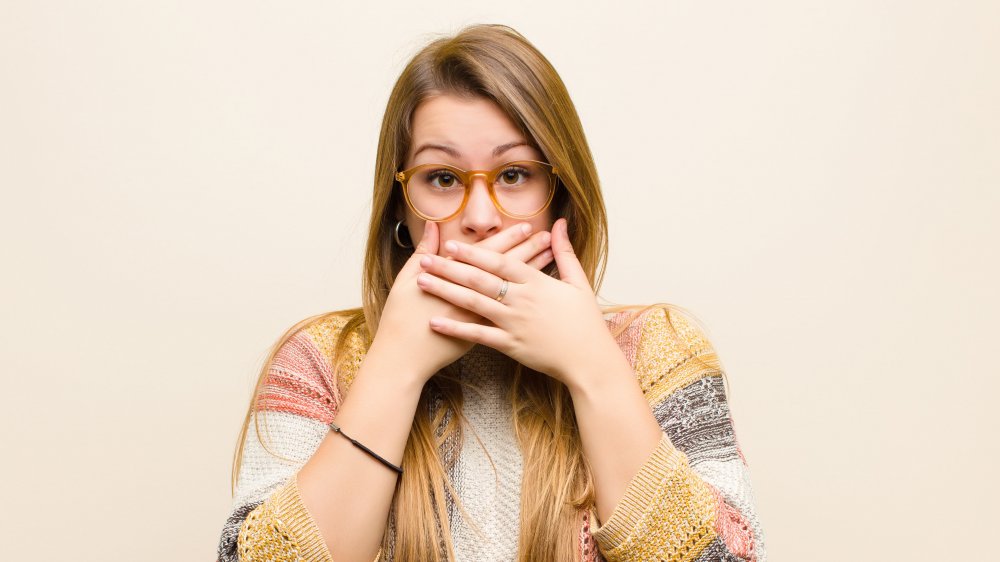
652, 375, 741, 465
216, 500, 263, 562
693, 537, 750, 562
653, 374, 768, 561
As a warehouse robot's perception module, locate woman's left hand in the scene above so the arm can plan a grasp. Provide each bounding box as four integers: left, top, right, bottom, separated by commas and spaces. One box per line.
415, 217, 622, 389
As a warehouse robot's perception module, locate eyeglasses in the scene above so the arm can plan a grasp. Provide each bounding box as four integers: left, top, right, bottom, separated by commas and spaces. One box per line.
395, 160, 559, 222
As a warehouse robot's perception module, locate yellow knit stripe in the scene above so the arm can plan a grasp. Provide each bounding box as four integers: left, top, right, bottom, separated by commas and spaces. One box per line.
305, 313, 366, 396
304, 313, 352, 368
238, 475, 385, 562
633, 307, 722, 406
589, 433, 718, 562
237, 475, 334, 561
269, 476, 336, 560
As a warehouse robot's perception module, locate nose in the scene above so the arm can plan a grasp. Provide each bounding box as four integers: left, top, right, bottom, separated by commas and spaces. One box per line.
458, 173, 502, 239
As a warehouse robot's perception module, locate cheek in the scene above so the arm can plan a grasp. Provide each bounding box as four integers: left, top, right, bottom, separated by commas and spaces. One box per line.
408, 221, 425, 245
529, 212, 555, 236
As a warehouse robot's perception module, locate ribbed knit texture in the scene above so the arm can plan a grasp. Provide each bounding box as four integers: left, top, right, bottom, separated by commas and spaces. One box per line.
216, 308, 767, 562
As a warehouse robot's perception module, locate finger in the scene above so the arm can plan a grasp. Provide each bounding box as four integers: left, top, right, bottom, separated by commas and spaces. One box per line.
473, 222, 533, 254
443, 239, 535, 284
524, 247, 554, 270
419, 254, 509, 299
551, 218, 589, 288
428, 315, 509, 350
502, 229, 551, 267
416, 271, 508, 322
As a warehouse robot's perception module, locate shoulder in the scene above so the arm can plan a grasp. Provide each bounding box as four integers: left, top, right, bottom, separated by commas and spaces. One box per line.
293, 308, 370, 394
603, 303, 723, 405
295, 309, 367, 368
260, 308, 369, 418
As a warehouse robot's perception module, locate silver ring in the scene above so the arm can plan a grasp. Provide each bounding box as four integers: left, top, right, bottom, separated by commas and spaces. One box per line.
494, 279, 509, 302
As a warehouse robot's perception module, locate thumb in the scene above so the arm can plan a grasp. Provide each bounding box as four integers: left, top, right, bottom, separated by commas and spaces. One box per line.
551, 218, 589, 289
413, 220, 438, 256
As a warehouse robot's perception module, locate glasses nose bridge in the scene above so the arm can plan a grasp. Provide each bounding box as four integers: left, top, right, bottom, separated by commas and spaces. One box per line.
460, 168, 501, 218
462, 169, 496, 202
465, 169, 492, 190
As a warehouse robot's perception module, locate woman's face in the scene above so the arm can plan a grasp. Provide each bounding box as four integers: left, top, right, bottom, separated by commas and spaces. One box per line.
398, 94, 554, 255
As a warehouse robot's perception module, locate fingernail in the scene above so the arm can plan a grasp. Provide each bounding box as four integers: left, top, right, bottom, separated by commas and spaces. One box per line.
445, 240, 458, 254
521, 223, 531, 235
420, 256, 432, 268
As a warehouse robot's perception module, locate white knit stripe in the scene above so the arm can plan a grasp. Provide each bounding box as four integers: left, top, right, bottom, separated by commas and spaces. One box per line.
689, 457, 768, 561
449, 346, 523, 562
231, 410, 330, 511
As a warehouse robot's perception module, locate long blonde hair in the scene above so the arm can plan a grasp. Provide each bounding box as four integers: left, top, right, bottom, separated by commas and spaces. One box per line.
230, 23, 715, 561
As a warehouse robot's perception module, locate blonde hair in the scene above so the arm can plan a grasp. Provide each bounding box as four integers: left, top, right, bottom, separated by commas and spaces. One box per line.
230, 23, 719, 561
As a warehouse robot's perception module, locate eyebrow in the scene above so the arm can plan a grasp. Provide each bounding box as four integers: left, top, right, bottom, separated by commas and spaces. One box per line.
412, 141, 529, 160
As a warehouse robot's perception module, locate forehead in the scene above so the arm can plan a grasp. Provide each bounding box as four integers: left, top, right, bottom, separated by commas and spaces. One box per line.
408, 94, 537, 166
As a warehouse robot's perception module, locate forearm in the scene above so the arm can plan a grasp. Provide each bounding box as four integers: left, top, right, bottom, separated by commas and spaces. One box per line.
296, 343, 428, 562
565, 341, 663, 524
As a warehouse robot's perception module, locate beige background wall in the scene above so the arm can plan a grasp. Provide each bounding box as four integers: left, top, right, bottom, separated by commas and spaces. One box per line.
2, 1, 997, 560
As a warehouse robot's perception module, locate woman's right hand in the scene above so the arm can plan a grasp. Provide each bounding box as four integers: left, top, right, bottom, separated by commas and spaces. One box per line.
369, 220, 553, 385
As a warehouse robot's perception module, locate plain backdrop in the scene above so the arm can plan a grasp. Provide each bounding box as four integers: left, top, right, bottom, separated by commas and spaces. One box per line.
1, 1, 997, 560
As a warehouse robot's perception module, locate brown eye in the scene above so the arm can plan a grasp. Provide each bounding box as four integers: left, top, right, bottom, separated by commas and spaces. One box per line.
426, 170, 460, 189
500, 167, 529, 185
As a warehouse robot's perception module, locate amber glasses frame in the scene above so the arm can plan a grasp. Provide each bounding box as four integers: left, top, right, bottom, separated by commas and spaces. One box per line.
394, 159, 560, 222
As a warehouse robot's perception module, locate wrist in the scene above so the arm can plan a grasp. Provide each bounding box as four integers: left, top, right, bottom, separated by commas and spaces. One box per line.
562, 338, 633, 397
361, 337, 431, 391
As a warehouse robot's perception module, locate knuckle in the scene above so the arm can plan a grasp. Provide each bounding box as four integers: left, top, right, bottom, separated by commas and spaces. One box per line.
531, 237, 545, 253
469, 276, 484, 292
462, 293, 479, 311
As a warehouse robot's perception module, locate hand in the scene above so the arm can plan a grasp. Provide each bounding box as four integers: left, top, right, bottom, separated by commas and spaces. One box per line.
370, 221, 554, 384
415, 218, 622, 389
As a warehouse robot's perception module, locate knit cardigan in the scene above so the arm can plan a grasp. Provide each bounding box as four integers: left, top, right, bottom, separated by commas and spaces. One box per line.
216, 307, 767, 561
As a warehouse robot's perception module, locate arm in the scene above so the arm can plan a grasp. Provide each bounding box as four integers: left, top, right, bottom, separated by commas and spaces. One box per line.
569, 308, 767, 562
564, 333, 664, 527
216, 314, 426, 562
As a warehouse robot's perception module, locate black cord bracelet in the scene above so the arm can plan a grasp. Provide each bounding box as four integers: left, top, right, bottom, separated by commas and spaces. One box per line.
329, 422, 403, 475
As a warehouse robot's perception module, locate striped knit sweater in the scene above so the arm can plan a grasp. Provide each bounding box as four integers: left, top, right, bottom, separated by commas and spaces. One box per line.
216, 307, 767, 561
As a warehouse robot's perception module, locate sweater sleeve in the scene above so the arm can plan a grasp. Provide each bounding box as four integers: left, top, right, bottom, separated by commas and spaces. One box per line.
216, 314, 381, 562
589, 308, 768, 562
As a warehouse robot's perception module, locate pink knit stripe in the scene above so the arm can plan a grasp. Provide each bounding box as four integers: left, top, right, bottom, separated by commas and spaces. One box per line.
711, 487, 756, 562
578, 507, 604, 562
257, 329, 339, 423
606, 309, 646, 369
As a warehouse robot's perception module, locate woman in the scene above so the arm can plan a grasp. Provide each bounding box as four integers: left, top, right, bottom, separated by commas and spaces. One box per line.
217, 24, 766, 562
